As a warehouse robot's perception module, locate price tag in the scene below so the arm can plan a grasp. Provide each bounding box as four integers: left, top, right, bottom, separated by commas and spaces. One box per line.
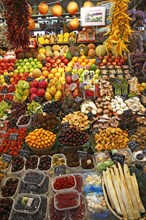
128, 141, 140, 152
2, 154, 12, 163
26, 77, 34, 82
2, 88, 8, 94
112, 153, 125, 165
78, 150, 88, 159
9, 133, 18, 141
34, 96, 41, 103
19, 150, 30, 158
54, 165, 66, 174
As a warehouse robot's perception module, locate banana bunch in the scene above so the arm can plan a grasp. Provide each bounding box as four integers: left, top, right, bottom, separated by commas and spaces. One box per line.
104, 0, 133, 56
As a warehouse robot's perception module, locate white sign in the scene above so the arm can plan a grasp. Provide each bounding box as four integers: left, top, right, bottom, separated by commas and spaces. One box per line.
81, 6, 106, 27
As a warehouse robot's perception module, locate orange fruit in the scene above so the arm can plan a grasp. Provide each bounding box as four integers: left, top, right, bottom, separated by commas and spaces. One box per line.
10, 77, 14, 83
81, 55, 86, 60
43, 70, 49, 78
91, 58, 96, 64
72, 56, 78, 62
48, 73, 54, 79
51, 68, 57, 74
84, 58, 89, 64
78, 58, 83, 64
81, 62, 86, 67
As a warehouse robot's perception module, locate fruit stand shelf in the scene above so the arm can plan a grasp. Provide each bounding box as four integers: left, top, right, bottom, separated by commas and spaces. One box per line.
31, 12, 80, 19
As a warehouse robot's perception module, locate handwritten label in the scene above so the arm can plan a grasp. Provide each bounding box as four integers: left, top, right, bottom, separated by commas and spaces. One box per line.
128, 141, 140, 152
54, 165, 66, 174
27, 184, 38, 191
2, 88, 8, 94
26, 77, 34, 82
78, 150, 88, 159
19, 150, 30, 158
2, 154, 12, 163
112, 153, 125, 165
9, 133, 18, 141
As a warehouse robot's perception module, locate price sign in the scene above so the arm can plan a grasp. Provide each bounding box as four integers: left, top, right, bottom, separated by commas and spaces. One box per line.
19, 150, 30, 158
54, 165, 66, 174
2, 154, 12, 163
112, 153, 125, 165
128, 141, 140, 153
78, 150, 88, 159
34, 96, 41, 103
26, 77, 34, 82
9, 133, 18, 141
2, 88, 8, 94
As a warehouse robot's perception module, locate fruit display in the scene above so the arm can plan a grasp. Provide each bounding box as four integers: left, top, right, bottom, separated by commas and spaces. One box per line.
95, 127, 129, 151
62, 111, 89, 130
58, 127, 88, 147
13, 80, 29, 102
25, 128, 56, 149
0, 1, 146, 220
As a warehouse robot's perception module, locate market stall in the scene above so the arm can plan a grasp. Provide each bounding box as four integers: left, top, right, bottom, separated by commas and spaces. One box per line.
0, 0, 146, 220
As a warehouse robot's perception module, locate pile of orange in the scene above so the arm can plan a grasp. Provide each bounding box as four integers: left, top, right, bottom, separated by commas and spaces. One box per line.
71, 55, 96, 67
25, 128, 56, 149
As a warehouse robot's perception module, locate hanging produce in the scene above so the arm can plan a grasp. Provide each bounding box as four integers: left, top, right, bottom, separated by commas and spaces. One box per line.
28, 4, 33, 16
104, 0, 133, 57
83, 0, 94, 7
3, 0, 30, 49
69, 17, 80, 30
38, 2, 49, 15
52, 4, 62, 17
67, 1, 78, 15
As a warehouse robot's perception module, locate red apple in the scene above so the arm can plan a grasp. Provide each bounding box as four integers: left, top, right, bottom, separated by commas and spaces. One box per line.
60, 56, 65, 62
107, 52, 112, 57
120, 58, 125, 64
52, 63, 57, 68
111, 55, 115, 60
46, 56, 51, 62
63, 59, 69, 65
104, 55, 109, 60
46, 63, 51, 68
53, 56, 59, 60
109, 58, 113, 63
98, 56, 104, 60
56, 59, 61, 64
112, 62, 116, 66
99, 62, 104, 66
107, 62, 112, 66
59, 63, 65, 68
50, 59, 55, 64
115, 58, 119, 63
117, 62, 122, 66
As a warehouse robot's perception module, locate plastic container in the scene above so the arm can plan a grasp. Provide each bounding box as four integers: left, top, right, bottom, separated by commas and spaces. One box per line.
13, 193, 41, 215
80, 155, 95, 172
54, 189, 80, 211
52, 174, 76, 192
0, 156, 10, 172
22, 169, 45, 187
10, 157, 25, 176
68, 195, 87, 220
25, 155, 39, 170
0, 197, 13, 220
52, 154, 66, 168
133, 150, 146, 162
0, 177, 19, 198
38, 155, 52, 172
73, 174, 84, 193
18, 175, 49, 195
0, 120, 8, 131
48, 197, 66, 220
16, 114, 32, 129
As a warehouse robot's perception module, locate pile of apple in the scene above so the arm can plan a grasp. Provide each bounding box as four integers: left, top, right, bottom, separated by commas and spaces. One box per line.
98, 53, 125, 66
44, 55, 69, 72
0, 58, 16, 74
29, 80, 48, 101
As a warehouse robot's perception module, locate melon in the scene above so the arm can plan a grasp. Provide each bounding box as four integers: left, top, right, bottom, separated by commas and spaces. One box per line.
88, 48, 95, 58
32, 68, 42, 78
95, 45, 107, 57
37, 53, 46, 61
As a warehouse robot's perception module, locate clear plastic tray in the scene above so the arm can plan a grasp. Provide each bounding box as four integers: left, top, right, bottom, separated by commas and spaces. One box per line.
48, 197, 66, 220
22, 169, 45, 186
0, 177, 19, 198
80, 155, 95, 172
52, 154, 66, 168
54, 189, 80, 211
10, 157, 25, 176
24, 155, 39, 170
38, 155, 52, 172
52, 174, 76, 192
73, 173, 84, 193
16, 114, 32, 129
13, 193, 41, 215
68, 195, 87, 220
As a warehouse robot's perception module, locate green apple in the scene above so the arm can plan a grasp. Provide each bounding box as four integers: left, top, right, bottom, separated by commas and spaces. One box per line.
14, 69, 19, 73
24, 59, 28, 63
37, 63, 43, 69
29, 58, 33, 62
19, 59, 23, 63
20, 62, 24, 66
78, 68, 84, 75
34, 58, 38, 63
23, 65, 27, 69
94, 75, 99, 80
20, 68, 24, 73
30, 68, 34, 72
31, 61, 35, 66
17, 66, 21, 70
24, 69, 29, 73
95, 69, 100, 75
79, 78, 82, 83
